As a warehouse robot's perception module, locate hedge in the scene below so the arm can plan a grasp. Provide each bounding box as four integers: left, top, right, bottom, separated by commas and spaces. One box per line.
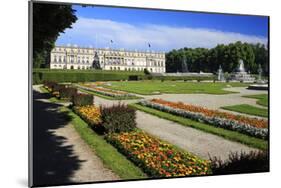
33, 71, 142, 84
33, 69, 215, 84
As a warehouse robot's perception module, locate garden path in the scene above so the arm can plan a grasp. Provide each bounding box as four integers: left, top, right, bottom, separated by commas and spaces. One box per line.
92, 94, 260, 162
32, 85, 119, 186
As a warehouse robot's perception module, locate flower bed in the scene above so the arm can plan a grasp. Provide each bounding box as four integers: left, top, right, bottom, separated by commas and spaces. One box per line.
77, 84, 136, 98
106, 131, 211, 177
139, 99, 268, 139
73, 105, 102, 127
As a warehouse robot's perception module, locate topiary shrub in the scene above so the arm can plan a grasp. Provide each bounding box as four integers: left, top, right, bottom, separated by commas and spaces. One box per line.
52, 84, 66, 92
59, 87, 77, 99
100, 103, 136, 133
209, 151, 269, 175
72, 93, 93, 106
43, 81, 58, 91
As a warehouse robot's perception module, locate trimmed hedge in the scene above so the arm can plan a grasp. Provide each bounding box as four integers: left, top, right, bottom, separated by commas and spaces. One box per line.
72, 93, 94, 106
100, 103, 137, 133
33, 69, 215, 84
33, 70, 144, 84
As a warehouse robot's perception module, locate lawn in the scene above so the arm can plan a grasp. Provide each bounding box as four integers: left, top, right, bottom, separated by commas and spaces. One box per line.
129, 103, 268, 150
104, 81, 249, 95
221, 104, 268, 118
243, 94, 268, 107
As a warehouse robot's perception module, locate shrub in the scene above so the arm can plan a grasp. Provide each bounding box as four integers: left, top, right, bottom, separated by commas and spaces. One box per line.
72, 93, 93, 106
52, 84, 66, 92
144, 68, 150, 75
100, 103, 136, 133
59, 87, 77, 99
43, 80, 58, 91
128, 75, 139, 81
210, 151, 269, 175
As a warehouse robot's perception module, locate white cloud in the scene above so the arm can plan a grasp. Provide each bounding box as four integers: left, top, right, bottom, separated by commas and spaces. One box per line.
56, 17, 268, 51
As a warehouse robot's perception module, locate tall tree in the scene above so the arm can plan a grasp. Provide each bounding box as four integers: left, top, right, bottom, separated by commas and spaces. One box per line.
33, 3, 77, 67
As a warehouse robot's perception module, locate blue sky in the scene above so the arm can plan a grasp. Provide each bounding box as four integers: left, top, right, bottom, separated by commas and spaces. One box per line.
56, 5, 268, 52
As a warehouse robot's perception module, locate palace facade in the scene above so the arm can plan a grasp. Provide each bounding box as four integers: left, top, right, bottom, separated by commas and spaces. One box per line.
50, 45, 166, 73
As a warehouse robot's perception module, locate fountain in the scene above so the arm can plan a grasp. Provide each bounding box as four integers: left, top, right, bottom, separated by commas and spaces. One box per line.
231, 59, 255, 83
248, 64, 268, 90
217, 65, 225, 82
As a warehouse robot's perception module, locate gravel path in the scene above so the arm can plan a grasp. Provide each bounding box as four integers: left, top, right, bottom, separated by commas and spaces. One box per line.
136, 110, 259, 161
32, 85, 119, 186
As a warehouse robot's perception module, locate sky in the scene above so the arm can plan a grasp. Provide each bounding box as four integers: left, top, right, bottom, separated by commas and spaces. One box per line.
56, 5, 269, 52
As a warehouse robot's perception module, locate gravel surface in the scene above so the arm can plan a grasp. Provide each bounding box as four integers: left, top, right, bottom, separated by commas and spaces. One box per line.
135, 110, 259, 161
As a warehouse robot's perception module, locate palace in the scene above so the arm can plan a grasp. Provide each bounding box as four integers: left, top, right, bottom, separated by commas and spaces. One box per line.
50, 45, 166, 73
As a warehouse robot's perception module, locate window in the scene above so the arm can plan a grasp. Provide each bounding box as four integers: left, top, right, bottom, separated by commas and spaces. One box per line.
54, 56, 57, 62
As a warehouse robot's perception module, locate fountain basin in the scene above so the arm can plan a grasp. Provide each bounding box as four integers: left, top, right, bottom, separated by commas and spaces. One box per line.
247, 84, 268, 90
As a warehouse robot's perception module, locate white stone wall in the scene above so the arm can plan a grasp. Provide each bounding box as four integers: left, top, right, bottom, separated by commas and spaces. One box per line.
50, 46, 166, 73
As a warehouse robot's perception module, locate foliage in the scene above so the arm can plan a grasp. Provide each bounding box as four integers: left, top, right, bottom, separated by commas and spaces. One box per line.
33, 2, 77, 68
139, 99, 268, 139
33, 70, 143, 84
166, 41, 268, 74
106, 131, 211, 177
221, 104, 268, 118
210, 151, 269, 175
43, 80, 58, 91
144, 68, 150, 75
58, 87, 77, 99
129, 103, 268, 150
100, 103, 137, 133
72, 93, 93, 106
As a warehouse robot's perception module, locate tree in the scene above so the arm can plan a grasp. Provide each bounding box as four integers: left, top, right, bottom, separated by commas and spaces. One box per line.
144, 68, 150, 75
165, 41, 263, 74
33, 2, 77, 67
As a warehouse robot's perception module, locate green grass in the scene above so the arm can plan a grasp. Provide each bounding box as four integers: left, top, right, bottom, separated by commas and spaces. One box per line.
78, 88, 142, 100
61, 106, 147, 179
104, 80, 249, 95
129, 103, 268, 150
39, 86, 49, 93
243, 94, 268, 107
221, 104, 268, 118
